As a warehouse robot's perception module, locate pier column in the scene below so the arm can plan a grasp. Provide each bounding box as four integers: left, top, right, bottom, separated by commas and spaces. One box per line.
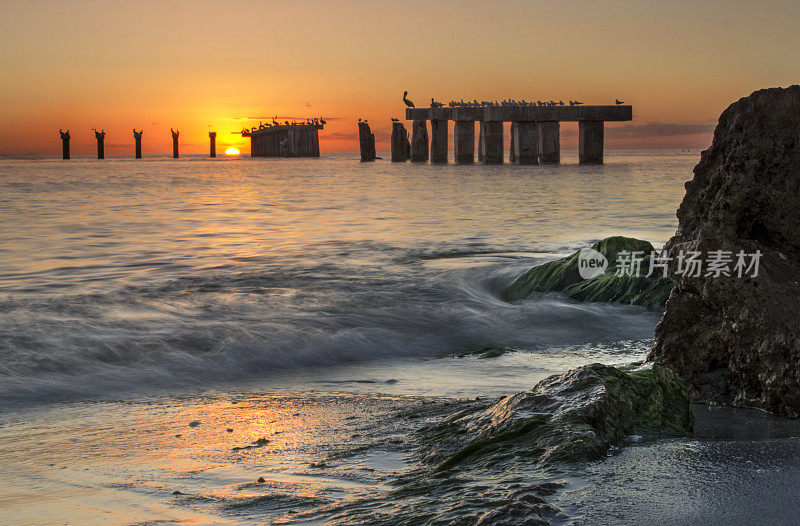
391, 122, 409, 162
133, 129, 143, 159
512, 122, 540, 165
410, 119, 429, 163
453, 121, 474, 164
358, 122, 376, 162
478, 121, 485, 162
578, 120, 604, 164
538, 121, 560, 164
509, 123, 516, 164
94, 130, 106, 159
171, 129, 179, 158
430, 119, 448, 164
60, 130, 70, 160
482, 121, 503, 164
209, 131, 216, 158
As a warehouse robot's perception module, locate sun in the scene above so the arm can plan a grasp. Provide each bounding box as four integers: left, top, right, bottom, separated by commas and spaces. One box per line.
225, 147, 240, 155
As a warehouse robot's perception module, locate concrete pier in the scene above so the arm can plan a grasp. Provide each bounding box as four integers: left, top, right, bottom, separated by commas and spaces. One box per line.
60, 130, 70, 160
209, 132, 216, 158
538, 121, 560, 164
430, 118, 448, 164
513, 121, 540, 165
406, 105, 631, 164
578, 120, 604, 164
454, 120, 474, 164
171, 129, 179, 158
94, 129, 106, 159
391, 122, 410, 162
242, 122, 323, 158
358, 121, 376, 162
482, 121, 503, 164
133, 129, 143, 159
410, 119, 429, 162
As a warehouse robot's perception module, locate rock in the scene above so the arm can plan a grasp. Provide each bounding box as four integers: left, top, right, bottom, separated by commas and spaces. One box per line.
647, 86, 800, 417
188, 420, 200, 427
257, 477, 266, 483
502, 236, 673, 309
417, 363, 692, 471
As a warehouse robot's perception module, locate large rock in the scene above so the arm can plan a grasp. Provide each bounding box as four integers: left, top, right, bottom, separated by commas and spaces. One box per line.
647, 86, 800, 417
502, 236, 672, 309
418, 363, 692, 471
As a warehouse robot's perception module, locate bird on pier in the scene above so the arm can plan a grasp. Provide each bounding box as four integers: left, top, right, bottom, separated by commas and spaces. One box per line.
558, 100, 565, 106
391, 117, 399, 122
272, 116, 278, 125
358, 118, 362, 122
430, 98, 443, 108
615, 99, 624, 105
403, 91, 415, 108
320, 119, 326, 125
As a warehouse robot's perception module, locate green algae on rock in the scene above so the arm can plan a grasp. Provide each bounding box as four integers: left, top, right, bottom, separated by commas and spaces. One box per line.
502, 236, 673, 309
417, 363, 693, 471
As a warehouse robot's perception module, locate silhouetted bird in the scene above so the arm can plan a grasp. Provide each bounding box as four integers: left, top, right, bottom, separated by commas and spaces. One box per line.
320, 119, 326, 125
358, 118, 362, 122
615, 99, 624, 105
403, 91, 415, 108
430, 98, 443, 108
391, 118, 399, 122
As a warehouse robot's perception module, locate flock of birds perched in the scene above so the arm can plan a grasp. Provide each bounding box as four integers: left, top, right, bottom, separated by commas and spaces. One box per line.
242, 116, 326, 134
402, 91, 624, 108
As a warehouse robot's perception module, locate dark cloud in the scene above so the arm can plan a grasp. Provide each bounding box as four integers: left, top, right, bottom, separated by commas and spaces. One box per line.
561, 122, 715, 139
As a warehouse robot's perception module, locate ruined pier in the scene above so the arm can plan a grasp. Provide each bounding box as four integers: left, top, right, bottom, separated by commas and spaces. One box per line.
406, 105, 631, 164
242, 122, 323, 158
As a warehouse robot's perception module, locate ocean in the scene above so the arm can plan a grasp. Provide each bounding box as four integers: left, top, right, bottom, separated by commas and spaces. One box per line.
9, 151, 792, 525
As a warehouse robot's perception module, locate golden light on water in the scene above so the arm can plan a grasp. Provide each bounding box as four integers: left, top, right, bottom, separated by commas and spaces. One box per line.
225, 148, 240, 155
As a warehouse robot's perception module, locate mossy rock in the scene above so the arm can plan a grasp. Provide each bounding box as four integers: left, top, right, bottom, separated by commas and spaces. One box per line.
502, 236, 673, 309
418, 363, 693, 470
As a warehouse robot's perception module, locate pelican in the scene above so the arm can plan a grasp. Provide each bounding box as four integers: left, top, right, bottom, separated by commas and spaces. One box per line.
430, 98, 443, 108
615, 99, 624, 105
403, 91, 415, 108
391, 117, 399, 122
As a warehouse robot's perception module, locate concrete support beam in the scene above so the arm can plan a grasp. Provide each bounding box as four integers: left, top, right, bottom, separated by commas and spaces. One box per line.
410, 119, 429, 162
209, 132, 216, 158
134, 130, 143, 159
171, 130, 179, 159
578, 120, 604, 164
430, 119, 448, 164
509, 122, 517, 164
60, 131, 70, 160
512, 121, 539, 165
538, 121, 560, 164
482, 121, 503, 164
478, 121, 485, 162
391, 122, 410, 162
358, 121, 376, 162
95, 130, 106, 159
453, 121, 475, 164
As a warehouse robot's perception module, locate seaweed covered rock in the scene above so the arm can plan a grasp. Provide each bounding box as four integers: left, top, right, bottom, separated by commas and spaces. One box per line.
502, 236, 672, 309
418, 363, 692, 471
647, 86, 800, 417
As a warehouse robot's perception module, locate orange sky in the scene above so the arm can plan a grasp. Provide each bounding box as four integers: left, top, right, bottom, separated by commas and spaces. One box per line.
1, 0, 798, 156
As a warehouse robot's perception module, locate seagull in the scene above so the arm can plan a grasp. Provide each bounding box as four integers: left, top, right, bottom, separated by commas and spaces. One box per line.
615, 99, 624, 105
403, 91, 415, 108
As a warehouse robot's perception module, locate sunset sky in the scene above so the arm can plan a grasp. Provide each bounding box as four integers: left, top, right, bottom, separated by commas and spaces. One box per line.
1, 0, 797, 156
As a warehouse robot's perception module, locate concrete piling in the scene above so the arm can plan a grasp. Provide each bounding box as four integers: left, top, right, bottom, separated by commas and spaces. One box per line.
242, 122, 323, 158
509, 123, 517, 164
538, 121, 560, 164
410, 119, 429, 163
133, 129, 143, 159
512, 121, 540, 165
478, 121, 485, 162
578, 120, 604, 164
454, 121, 475, 164
391, 122, 410, 162
171, 129, 179, 158
482, 121, 503, 164
60, 130, 70, 160
209, 131, 217, 158
94, 129, 106, 159
358, 121, 376, 162
429, 118, 448, 164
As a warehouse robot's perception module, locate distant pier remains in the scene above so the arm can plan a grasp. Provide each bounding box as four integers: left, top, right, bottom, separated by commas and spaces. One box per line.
358, 121, 376, 162
209, 132, 217, 158
59, 130, 70, 160
406, 104, 632, 164
171, 129, 180, 158
242, 122, 323, 158
133, 129, 143, 159
94, 129, 106, 159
